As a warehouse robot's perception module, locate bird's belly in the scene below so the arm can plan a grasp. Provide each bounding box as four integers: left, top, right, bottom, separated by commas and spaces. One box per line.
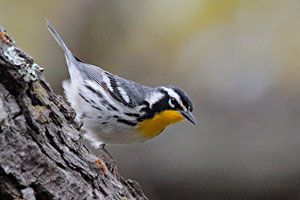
82, 119, 145, 144
97, 127, 145, 144
80, 110, 145, 144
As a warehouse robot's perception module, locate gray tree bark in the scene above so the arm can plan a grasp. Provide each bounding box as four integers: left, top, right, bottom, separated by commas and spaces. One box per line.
0, 25, 147, 200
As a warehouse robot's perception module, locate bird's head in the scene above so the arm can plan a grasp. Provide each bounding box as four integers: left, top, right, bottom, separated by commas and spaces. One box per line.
138, 86, 195, 138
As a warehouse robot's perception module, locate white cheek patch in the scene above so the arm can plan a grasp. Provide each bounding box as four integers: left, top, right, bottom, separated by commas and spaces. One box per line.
146, 92, 165, 108
161, 87, 187, 111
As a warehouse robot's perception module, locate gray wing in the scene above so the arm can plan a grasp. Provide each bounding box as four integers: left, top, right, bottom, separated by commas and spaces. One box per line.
77, 61, 152, 108
47, 19, 151, 107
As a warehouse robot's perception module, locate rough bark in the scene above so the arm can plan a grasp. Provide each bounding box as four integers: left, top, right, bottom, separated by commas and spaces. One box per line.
0, 25, 147, 200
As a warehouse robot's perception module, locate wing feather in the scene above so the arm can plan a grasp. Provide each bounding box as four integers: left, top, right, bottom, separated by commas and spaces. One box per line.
76, 61, 147, 108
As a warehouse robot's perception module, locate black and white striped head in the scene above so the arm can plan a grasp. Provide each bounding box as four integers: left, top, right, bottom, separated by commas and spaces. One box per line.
142, 86, 196, 124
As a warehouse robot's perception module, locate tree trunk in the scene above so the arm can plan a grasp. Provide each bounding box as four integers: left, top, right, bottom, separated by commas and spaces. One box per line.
0, 25, 147, 200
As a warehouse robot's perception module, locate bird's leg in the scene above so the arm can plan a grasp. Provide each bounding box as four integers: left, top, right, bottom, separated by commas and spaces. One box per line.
94, 143, 119, 175
0, 31, 10, 44
95, 159, 108, 174
94, 143, 109, 173
76, 121, 83, 131
102, 146, 119, 176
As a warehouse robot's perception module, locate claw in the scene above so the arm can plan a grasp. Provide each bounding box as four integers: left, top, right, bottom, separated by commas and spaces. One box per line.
95, 159, 108, 173
0, 32, 10, 44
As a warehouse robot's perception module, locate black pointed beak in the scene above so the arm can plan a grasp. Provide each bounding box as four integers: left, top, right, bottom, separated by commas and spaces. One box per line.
180, 111, 196, 125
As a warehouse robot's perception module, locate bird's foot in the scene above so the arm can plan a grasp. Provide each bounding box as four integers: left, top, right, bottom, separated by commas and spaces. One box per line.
95, 159, 108, 174
0, 31, 10, 44
76, 121, 83, 131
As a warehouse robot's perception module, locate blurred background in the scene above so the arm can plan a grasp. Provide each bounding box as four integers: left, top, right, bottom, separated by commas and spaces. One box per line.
1, 0, 300, 199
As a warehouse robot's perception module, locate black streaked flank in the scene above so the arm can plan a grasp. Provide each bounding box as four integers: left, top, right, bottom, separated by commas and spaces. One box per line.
124, 112, 140, 117
99, 99, 119, 112
100, 100, 110, 107
79, 92, 102, 111
90, 99, 96, 104
108, 104, 118, 111
84, 84, 103, 98
91, 105, 102, 111
117, 119, 137, 126
79, 92, 91, 103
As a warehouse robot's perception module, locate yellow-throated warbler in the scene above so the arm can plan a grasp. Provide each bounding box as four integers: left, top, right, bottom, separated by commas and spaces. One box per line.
47, 20, 195, 148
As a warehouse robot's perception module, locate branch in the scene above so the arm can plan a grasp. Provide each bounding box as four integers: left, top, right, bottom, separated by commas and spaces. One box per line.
0, 25, 147, 199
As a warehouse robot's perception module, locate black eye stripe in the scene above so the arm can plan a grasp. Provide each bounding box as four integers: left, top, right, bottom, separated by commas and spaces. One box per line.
159, 89, 185, 110
168, 96, 185, 110
169, 87, 193, 111
174, 100, 184, 110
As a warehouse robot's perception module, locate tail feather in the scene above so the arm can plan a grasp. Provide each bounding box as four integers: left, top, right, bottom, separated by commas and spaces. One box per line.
46, 19, 73, 59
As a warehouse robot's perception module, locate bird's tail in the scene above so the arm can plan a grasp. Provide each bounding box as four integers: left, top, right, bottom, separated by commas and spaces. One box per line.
46, 19, 74, 60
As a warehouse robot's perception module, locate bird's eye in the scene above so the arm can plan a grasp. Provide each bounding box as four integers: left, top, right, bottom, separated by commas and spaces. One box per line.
170, 97, 177, 105
168, 97, 176, 108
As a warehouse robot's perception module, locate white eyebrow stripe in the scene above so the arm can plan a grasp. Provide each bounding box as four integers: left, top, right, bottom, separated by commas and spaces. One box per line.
161, 87, 187, 111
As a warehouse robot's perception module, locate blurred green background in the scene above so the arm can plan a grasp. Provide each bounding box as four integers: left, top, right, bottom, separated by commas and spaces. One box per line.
1, 0, 300, 199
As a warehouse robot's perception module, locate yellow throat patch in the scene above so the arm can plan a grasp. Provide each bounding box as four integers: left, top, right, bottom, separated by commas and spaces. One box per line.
137, 110, 184, 139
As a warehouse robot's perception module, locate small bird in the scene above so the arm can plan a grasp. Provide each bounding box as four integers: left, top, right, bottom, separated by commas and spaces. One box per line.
47, 20, 195, 148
